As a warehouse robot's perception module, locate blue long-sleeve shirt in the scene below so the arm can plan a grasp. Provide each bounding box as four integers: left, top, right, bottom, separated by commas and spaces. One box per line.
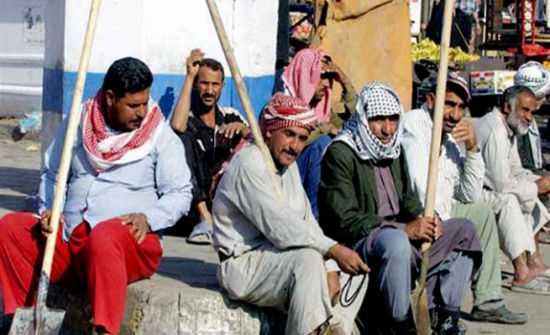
38, 113, 193, 241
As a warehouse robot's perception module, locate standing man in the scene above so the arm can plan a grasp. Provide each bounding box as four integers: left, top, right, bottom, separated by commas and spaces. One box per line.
212, 93, 368, 335
282, 47, 357, 219
319, 82, 481, 334
427, 0, 482, 52
170, 49, 249, 244
475, 85, 550, 293
0, 57, 193, 334
402, 74, 527, 324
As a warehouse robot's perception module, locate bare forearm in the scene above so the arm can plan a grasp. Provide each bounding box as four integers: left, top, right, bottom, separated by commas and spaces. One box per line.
170, 78, 194, 133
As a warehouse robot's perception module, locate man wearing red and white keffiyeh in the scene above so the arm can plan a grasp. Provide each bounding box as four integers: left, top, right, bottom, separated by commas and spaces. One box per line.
0, 58, 192, 334
212, 93, 369, 335
282, 48, 357, 220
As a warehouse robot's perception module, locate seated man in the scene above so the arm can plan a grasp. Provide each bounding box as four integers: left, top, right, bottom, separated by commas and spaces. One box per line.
212, 93, 368, 335
170, 49, 249, 244
402, 74, 527, 324
318, 82, 481, 334
475, 85, 550, 292
514, 61, 550, 172
514, 61, 550, 244
0, 58, 193, 334
282, 47, 357, 219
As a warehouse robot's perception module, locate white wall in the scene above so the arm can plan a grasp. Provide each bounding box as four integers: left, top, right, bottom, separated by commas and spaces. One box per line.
0, 0, 45, 116
55, 0, 278, 77
41, 0, 279, 163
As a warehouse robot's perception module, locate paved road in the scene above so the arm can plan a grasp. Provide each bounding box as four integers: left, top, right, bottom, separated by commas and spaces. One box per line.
1, 138, 550, 334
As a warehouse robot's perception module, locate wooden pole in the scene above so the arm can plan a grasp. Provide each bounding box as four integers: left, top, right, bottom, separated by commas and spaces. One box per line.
41, 0, 102, 277
205, 0, 281, 191
414, 0, 455, 333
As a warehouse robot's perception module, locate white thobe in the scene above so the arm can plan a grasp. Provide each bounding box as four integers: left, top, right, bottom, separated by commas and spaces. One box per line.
475, 108, 550, 259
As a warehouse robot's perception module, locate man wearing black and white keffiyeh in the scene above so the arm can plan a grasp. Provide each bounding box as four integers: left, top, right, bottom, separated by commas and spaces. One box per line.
319, 81, 482, 334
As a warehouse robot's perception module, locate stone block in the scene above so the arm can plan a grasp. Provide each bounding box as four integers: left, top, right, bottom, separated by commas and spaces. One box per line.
0, 237, 286, 334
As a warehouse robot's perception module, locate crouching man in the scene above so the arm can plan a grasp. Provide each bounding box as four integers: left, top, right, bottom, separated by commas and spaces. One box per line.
318, 82, 482, 334
0, 58, 193, 334
212, 93, 368, 335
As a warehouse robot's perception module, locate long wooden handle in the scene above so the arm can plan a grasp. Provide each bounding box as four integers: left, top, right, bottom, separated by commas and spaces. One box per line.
205, 0, 281, 193
422, 0, 454, 251
41, 0, 102, 276
415, 1, 454, 334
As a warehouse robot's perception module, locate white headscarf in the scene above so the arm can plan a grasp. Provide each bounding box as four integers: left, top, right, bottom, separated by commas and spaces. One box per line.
334, 81, 404, 162
514, 61, 550, 99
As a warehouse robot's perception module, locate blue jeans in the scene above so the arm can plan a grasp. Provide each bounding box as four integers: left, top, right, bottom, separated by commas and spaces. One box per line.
296, 135, 332, 220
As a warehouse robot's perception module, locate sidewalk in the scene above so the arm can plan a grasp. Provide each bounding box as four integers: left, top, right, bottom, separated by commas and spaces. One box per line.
1, 138, 550, 334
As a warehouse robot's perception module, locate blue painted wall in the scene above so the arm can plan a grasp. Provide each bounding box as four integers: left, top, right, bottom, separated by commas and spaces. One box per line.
42, 68, 275, 120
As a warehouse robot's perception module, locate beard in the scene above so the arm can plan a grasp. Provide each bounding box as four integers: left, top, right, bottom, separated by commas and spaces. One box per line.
506, 110, 529, 136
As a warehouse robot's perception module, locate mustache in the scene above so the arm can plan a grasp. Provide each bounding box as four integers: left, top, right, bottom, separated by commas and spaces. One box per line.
201, 93, 216, 99
282, 148, 298, 157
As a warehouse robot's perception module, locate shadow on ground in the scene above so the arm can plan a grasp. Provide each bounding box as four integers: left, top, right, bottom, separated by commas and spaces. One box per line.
0, 166, 39, 195
156, 256, 219, 291
0, 195, 32, 213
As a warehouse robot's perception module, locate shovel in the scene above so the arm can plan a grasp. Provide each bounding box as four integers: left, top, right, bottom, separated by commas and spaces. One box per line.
410, 0, 455, 334
9, 0, 102, 333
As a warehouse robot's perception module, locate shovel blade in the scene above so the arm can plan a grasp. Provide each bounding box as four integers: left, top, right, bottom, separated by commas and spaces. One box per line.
411, 287, 431, 335
8, 306, 65, 335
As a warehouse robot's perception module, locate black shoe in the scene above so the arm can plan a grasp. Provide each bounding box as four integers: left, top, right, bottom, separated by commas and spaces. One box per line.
470, 305, 528, 324
432, 309, 464, 335
390, 314, 417, 334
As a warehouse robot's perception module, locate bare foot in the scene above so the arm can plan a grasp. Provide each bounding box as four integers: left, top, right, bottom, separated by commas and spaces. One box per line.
513, 254, 535, 285
527, 253, 549, 276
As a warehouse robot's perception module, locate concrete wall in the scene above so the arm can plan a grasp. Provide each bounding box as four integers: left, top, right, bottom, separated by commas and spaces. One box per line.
0, 0, 45, 117
42, 0, 279, 157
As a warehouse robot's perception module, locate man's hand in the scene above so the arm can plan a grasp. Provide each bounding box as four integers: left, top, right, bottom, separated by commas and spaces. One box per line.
219, 122, 250, 139
40, 210, 64, 237
118, 213, 151, 244
325, 60, 351, 87
536, 176, 550, 195
326, 244, 370, 275
451, 119, 478, 152
186, 49, 204, 80
327, 271, 341, 306
405, 216, 441, 242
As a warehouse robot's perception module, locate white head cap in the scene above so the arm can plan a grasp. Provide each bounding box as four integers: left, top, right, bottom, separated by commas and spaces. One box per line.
514, 61, 550, 99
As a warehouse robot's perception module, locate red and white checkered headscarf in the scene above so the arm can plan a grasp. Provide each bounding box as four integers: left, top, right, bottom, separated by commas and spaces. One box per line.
211, 93, 316, 197
282, 48, 332, 123
82, 90, 164, 172
260, 93, 317, 133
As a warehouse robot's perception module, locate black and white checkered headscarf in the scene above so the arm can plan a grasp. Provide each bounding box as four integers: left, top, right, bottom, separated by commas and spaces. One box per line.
335, 81, 404, 162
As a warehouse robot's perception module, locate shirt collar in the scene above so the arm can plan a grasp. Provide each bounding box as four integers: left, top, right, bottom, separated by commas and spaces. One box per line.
190, 105, 224, 128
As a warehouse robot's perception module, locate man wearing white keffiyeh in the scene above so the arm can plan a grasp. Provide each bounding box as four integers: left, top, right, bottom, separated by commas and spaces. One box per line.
514, 61, 550, 172
319, 82, 481, 334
